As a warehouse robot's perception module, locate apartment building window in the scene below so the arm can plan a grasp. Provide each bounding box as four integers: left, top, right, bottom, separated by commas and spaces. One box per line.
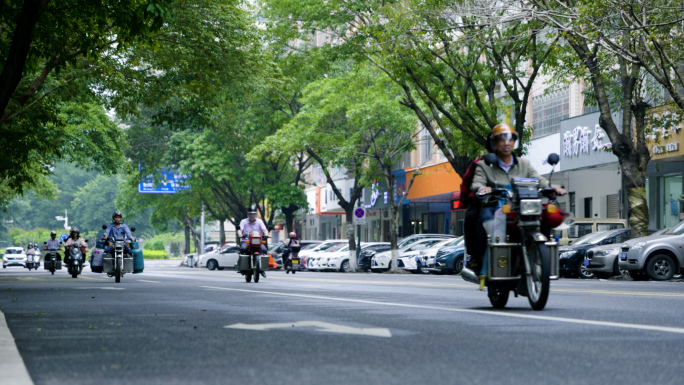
532, 88, 569, 138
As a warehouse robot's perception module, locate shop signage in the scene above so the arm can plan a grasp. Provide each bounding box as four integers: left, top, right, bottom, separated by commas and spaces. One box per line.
653, 142, 679, 155
559, 112, 620, 171
369, 181, 379, 207
366, 210, 380, 218
563, 124, 611, 158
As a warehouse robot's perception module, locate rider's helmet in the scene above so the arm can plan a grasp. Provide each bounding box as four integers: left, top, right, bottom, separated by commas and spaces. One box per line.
289, 232, 296, 239
70, 227, 80, 236
112, 210, 122, 219
487, 123, 518, 152
247, 205, 258, 214
50, 231, 57, 236
28, 244, 34, 249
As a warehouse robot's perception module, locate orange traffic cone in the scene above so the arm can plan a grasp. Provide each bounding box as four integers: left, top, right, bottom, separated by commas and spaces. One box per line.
268, 254, 278, 269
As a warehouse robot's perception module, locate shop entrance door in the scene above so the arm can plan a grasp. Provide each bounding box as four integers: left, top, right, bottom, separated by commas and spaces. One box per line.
660, 175, 683, 229
422, 213, 445, 234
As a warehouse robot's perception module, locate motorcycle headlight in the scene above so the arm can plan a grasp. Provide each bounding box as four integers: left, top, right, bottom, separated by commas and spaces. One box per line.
520, 199, 542, 215
631, 241, 647, 250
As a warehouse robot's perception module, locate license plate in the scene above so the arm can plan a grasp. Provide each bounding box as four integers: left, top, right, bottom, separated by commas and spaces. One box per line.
619, 252, 627, 260
292, 260, 299, 265
583, 259, 589, 266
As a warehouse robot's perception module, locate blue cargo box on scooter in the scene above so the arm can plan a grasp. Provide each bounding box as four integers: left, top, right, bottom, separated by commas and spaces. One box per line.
129, 241, 144, 273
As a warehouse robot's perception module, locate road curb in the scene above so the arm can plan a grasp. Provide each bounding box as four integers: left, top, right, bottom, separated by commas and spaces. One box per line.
0, 310, 34, 385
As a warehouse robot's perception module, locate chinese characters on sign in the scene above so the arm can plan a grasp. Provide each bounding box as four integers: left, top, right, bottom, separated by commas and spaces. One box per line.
563, 125, 609, 158
653, 142, 679, 155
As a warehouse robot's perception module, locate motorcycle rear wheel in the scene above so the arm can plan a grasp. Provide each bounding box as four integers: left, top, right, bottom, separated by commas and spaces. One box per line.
526, 240, 550, 310
245, 273, 252, 282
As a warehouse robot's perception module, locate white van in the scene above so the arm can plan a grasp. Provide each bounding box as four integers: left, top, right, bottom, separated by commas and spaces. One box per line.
554, 218, 628, 245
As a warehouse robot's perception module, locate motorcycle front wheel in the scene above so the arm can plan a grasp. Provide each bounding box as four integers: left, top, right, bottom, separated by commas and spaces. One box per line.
526, 239, 550, 310
254, 256, 260, 283
115, 258, 122, 283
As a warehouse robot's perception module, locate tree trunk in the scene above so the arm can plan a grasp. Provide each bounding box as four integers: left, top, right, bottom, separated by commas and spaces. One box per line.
345, 209, 357, 272
281, 203, 299, 235
219, 220, 226, 245
184, 224, 191, 254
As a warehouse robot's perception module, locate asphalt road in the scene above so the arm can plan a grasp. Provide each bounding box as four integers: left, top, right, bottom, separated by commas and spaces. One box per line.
1, 260, 683, 385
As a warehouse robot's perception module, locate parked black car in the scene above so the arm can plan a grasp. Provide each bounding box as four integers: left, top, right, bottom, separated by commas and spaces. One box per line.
358, 244, 392, 271
559, 229, 631, 278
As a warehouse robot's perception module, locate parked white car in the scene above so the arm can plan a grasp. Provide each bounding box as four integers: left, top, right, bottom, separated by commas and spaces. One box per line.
3, 247, 27, 268
371, 238, 445, 272
199, 244, 241, 270
397, 239, 454, 273
319, 242, 390, 272
308, 243, 348, 271
301, 240, 348, 270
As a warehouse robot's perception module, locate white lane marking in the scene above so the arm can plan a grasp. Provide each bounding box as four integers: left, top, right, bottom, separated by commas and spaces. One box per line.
202, 286, 684, 335
137, 280, 161, 283
0, 310, 34, 385
76, 287, 125, 290
226, 321, 391, 338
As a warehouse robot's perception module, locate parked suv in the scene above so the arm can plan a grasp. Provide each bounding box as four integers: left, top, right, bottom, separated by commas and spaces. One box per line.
619, 221, 684, 281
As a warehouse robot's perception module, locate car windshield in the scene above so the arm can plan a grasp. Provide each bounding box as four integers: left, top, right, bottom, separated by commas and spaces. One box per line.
326, 243, 347, 252
301, 243, 318, 250
6, 249, 21, 254
443, 237, 464, 247
572, 231, 608, 245
316, 242, 344, 252
666, 220, 684, 235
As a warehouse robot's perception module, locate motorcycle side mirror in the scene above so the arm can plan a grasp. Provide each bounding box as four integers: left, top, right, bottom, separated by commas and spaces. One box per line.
44, 242, 47, 244
484, 153, 498, 167
102, 225, 107, 230
547, 153, 560, 166
130, 227, 136, 232
85, 239, 89, 243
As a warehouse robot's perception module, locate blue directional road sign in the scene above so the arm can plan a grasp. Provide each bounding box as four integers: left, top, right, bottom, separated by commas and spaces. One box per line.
138, 171, 190, 194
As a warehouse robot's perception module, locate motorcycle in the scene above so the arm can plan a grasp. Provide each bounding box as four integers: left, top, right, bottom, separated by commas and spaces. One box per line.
43, 243, 63, 275
284, 241, 302, 274
25, 249, 41, 271
238, 231, 269, 283
65, 243, 87, 278
461, 153, 565, 311
102, 225, 136, 283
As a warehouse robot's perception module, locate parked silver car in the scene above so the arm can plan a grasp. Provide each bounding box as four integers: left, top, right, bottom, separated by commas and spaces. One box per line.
619, 222, 683, 281
585, 228, 668, 278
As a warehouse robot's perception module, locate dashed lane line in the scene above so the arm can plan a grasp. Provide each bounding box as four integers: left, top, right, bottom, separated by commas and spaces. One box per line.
201, 286, 684, 335
0, 310, 34, 385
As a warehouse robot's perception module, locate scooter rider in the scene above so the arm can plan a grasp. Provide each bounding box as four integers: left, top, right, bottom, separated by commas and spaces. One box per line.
282, 232, 299, 272
44, 231, 62, 261
65, 227, 87, 263
238, 205, 268, 278
469, 123, 566, 274
104, 211, 135, 256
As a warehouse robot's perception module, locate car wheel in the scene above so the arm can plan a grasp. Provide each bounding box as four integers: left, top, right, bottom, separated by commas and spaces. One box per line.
453, 256, 464, 275
206, 260, 218, 271
630, 270, 650, 281
340, 260, 351, 272
577, 260, 594, 279
646, 254, 675, 281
